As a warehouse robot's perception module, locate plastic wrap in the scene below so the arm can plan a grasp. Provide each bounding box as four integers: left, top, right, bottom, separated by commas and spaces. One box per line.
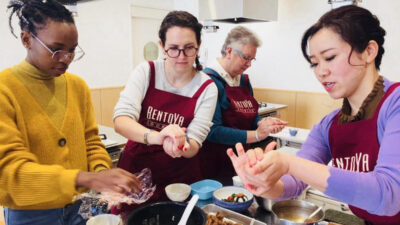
77, 168, 156, 219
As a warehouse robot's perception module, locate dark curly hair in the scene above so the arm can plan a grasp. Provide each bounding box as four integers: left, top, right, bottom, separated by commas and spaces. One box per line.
158, 10, 203, 71
301, 5, 386, 70
7, 0, 74, 37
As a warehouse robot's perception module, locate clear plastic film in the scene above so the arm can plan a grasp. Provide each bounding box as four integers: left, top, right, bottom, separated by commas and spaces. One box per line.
77, 168, 156, 219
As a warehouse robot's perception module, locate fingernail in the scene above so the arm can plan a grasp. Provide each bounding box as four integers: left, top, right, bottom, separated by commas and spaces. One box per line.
178, 145, 183, 150
183, 147, 187, 152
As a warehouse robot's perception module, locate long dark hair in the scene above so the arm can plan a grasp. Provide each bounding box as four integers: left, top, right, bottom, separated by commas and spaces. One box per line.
158, 10, 203, 71
7, 0, 74, 37
301, 5, 386, 70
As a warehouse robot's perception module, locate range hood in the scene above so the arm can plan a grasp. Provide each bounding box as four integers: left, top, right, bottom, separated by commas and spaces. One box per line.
198, 0, 278, 23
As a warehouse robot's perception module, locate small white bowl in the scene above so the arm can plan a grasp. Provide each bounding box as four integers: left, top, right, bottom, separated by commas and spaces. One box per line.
165, 183, 191, 202
232, 175, 244, 187
86, 214, 121, 225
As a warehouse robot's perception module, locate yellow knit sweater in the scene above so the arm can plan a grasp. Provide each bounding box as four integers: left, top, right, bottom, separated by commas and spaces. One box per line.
0, 63, 112, 210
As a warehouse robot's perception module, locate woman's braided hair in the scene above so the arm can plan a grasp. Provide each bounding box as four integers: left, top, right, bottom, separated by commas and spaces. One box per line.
7, 0, 74, 37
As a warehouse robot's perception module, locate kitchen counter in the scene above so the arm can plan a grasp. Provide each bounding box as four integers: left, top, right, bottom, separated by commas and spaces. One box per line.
270, 126, 310, 148
98, 125, 127, 166
98, 125, 127, 148
204, 195, 356, 225
258, 102, 287, 117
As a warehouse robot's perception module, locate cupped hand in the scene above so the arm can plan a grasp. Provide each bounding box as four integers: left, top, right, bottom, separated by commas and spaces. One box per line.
257, 117, 288, 139
227, 143, 268, 196
76, 168, 141, 194
246, 141, 276, 167
226, 143, 251, 187
162, 136, 190, 158
227, 142, 286, 197
159, 124, 186, 157
245, 144, 290, 194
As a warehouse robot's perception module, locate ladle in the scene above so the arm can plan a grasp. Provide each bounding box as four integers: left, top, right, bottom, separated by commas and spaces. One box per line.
303, 205, 323, 223
177, 194, 199, 225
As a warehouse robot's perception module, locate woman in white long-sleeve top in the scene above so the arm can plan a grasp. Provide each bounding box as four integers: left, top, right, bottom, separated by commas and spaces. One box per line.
112, 11, 218, 220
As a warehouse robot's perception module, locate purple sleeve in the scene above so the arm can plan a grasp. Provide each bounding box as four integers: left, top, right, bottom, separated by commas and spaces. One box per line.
326, 85, 400, 216
279, 110, 338, 199
280, 79, 400, 216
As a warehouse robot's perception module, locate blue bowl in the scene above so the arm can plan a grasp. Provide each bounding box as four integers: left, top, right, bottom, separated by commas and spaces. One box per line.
289, 129, 298, 136
213, 186, 254, 212
190, 179, 222, 200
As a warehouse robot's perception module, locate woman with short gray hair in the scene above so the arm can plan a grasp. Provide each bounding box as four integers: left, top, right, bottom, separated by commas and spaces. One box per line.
220, 26, 262, 57
199, 26, 287, 179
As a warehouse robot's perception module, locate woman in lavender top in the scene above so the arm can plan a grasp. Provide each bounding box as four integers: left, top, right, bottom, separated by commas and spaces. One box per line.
228, 5, 400, 225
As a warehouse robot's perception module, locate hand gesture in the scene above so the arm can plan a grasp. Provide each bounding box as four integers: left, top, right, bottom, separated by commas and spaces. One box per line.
76, 168, 141, 194
226, 143, 275, 196
257, 117, 288, 140
159, 124, 187, 158
227, 142, 288, 197
244, 143, 291, 197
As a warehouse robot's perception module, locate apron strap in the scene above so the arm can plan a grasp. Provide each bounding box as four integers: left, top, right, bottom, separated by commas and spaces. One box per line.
192, 79, 214, 99
204, 68, 229, 87
148, 61, 156, 88
242, 74, 249, 87
372, 82, 400, 118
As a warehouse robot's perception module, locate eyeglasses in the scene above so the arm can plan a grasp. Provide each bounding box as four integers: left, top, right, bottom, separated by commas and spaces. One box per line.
30, 33, 85, 62
164, 46, 198, 58
234, 49, 256, 63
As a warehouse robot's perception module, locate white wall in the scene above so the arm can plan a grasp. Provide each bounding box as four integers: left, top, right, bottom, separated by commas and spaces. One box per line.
0, 0, 173, 88
1, 0, 400, 91
199, 0, 400, 92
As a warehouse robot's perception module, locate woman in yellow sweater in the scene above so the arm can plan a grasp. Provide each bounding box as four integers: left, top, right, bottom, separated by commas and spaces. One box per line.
0, 1, 140, 225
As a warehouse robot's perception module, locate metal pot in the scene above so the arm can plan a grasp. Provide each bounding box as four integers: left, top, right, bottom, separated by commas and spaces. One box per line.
126, 202, 206, 225
271, 200, 324, 225
255, 196, 277, 211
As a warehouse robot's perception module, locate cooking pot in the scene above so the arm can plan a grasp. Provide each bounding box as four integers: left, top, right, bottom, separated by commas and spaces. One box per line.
271, 200, 324, 225
255, 196, 278, 211
126, 201, 206, 225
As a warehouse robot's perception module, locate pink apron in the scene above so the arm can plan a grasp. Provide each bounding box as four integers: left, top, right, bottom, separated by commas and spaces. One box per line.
112, 61, 213, 217
329, 83, 400, 225
200, 73, 258, 179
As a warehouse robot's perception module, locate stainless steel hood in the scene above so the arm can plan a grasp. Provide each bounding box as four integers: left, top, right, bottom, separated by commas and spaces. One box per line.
198, 0, 278, 23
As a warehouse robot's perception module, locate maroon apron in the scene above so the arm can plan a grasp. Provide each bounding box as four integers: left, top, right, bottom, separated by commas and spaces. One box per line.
200, 72, 258, 179
112, 61, 213, 217
329, 83, 400, 225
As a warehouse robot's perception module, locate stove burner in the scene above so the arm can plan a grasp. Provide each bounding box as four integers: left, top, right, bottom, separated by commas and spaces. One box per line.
258, 102, 268, 108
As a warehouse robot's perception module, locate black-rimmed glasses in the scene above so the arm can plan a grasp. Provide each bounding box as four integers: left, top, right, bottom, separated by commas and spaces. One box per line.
164, 46, 198, 58
234, 49, 256, 63
30, 33, 85, 62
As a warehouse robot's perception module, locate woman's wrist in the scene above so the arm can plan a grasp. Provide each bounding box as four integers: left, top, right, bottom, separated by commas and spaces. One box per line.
143, 128, 152, 145
76, 171, 92, 189
255, 130, 260, 142
147, 130, 161, 145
